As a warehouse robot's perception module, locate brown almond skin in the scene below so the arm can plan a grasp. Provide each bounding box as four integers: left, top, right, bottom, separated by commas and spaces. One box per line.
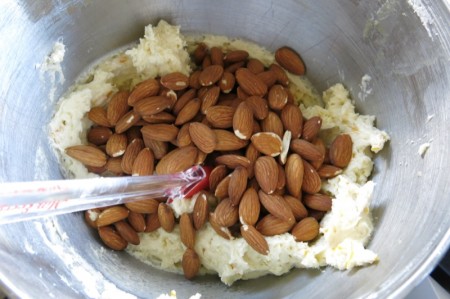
132, 148, 155, 176
310, 138, 326, 169
235, 68, 268, 96
158, 203, 175, 232
115, 110, 141, 134
245, 143, 261, 179
291, 217, 320, 242
106, 157, 123, 175
268, 84, 288, 111
128, 211, 146, 232
182, 248, 201, 279
257, 70, 277, 88
254, 156, 279, 194
329, 134, 353, 168
173, 89, 197, 115
145, 213, 161, 232
175, 98, 201, 125
251, 132, 283, 157
224, 50, 249, 63
106, 133, 128, 157
210, 46, 224, 66
200, 86, 221, 114
302, 116, 322, 141
209, 165, 229, 193
189, 122, 217, 154
317, 164, 343, 179
114, 220, 140, 245
233, 102, 253, 140
269, 64, 290, 86
155, 146, 198, 175
66, 145, 107, 167
302, 159, 322, 194
228, 167, 248, 206
193, 192, 209, 230
285, 154, 304, 198
214, 175, 231, 199
133, 96, 171, 117
240, 224, 269, 255
141, 124, 179, 142
84, 209, 100, 228
281, 104, 303, 139
97, 206, 130, 227
214, 198, 239, 227
128, 78, 160, 106
219, 72, 236, 93
87, 127, 113, 146
177, 123, 192, 147
290, 139, 324, 162
245, 96, 269, 120
98, 226, 128, 251
88, 106, 111, 127
180, 213, 196, 249
256, 214, 294, 236
284, 195, 308, 220
303, 193, 332, 212
214, 130, 248, 151
121, 138, 144, 175
143, 138, 168, 160
209, 212, 233, 240
215, 155, 251, 169
125, 198, 159, 214
199, 65, 224, 86
261, 111, 284, 138
258, 191, 295, 224
275, 46, 306, 76
107, 91, 130, 125
239, 188, 260, 226
247, 58, 265, 74
160, 72, 189, 91
205, 105, 235, 129
193, 42, 208, 64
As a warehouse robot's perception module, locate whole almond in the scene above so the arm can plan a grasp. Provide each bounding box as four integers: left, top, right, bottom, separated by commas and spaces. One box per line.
107, 91, 130, 125
302, 116, 322, 141
180, 213, 196, 249
97, 206, 130, 227
256, 214, 294, 236
87, 126, 113, 146
175, 98, 201, 125
268, 84, 288, 110
245, 143, 261, 178
193, 192, 209, 230
88, 106, 111, 127
114, 220, 140, 245
284, 195, 308, 220
236, 86, 249, 100
133, 96, 172, 116
66, 145, 107, 167
276, 163, 286, 190
159, 88, 177, 108
155, 146, 198, 175
254, 156, 278, 194
189, 122, 217, 154
214, 198, 239, 227
290, 139, 324, 162
177, 123, 192, 147
329, 134, 353, 168
128, 78, 160, 106
193, 42, 208, 64
115, 110, 141, 134
269, 64, 290, 86
173, 89, 197, 115
303, 193, 332, 211
121, 138, 144, 174
210, 46, 224, 66
143, 138, 168, 160
317, 164, 343, 178
209, 212, 234, 240
245, 96, 269, 120
128, 211, 146, 232
240, 224, 269, 255
281, 104, 303, 138
205, 106, 235, 129
106, 157, 123, 175
225, 61, 246, 74
247, 58, 265, 74
202, 55, 212, 69
256, 70, 277, 88
214, 174, 231, 199
235, 68, 268, 96
142, 112, 176, 124
261, 111, 284, 137
132, 148, 154, 176
199, 65, 224, 86
209, 165, 229, 193
141, 124, 179, 142
228, 167, 248, 206
219, 72, 235, 93
106, 133, 128, 157
160, 72, 189, 91
125, 198, 160, 213
200, 86, 221, 114
310, 138, 326, 169
291, 217, 320, 242
233, 102, 253, 140
189, 70, 202, 89
275, 46, 306, 76
224, 50, 249, 63
98, 226, 128, 251
214, 129, 248, 151
84, 209, 100, 228
158, 203, 175, 232
302, 159, 322, 194
182, 248, 201, 280
215, 155, 251, 169
251, 132, 283, 157
145, 213, 161, 232
238, 188, 260, 226
258, 191, 295, 224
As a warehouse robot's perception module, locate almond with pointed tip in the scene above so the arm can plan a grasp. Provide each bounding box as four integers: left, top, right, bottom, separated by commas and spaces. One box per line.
114, 220, 140, 245
275, 46, 306, 76
180, 213, 196, 249
258, 191, 295, 224
128, 78, 160, 106
235, 68, 268, 96
105, 133, 128, 157
158, 203, 175, 232
141, 124, 179, 142
329, 134, 353, 168
254, 156, 278, 194
281, 104, 303, 138
143, 138, 168, 160
224, 50, 249, 63
317, 164, 343, 178
160, 72, 189, 91
261, 111, 284, 137
88, 106, 111, 127
302, 116, 322, 141
121, 138, 144, 174
228, 167, 248, 206
268, 84, 288, 111
290, 139, 324, 162
200, 86, 221, 114
173, 89, 197, 115
285, 153, 304, 198
125, 198, 159, 214
284, 195, 308, 220
214, 129, 248, 151
310, 138, 326, 169
98, 226, 128, 251
214, 198, 239, 227
233, 102, 253, 140
215, 155, 251, 169
269, 64, 290, 86
257, 70, 277, 88
133, 96, 172, 117
245, 96, 269, 120
205, 105, 235, 129
240, 224, 269, 255
247, 58, 265, 74
209, 212, 234, 240
97, 206, 130, 227
210, 46, 224, 66
193, 192, 209, 230
188, 122, 217, 154
214, 174, 231, 199
199, 65, 224, 86
251, 132, 282, 157
155, 146, 198, 175
291, 217, 320, 242
66, 145, 107, 167
127, 211, 146, 232
302, 159, 322, 194
238, 188, 260, 226
87, 126, 113, 146
142, 112, 176, 124
303, 193, 332, 211
219, 72, 235, 93
209, 165, 229, 193
145, 213, 161, 232
175, 98, 201, 125
182, 248, 201, 279
132, 148, 154, 176
107, 91, 130, 125
256, 214, 294, 236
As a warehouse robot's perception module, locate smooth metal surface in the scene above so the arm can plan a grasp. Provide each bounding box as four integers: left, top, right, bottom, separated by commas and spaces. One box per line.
0, 0, 449, 298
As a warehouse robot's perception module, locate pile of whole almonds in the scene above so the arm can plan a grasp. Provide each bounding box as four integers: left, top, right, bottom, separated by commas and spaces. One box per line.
66, 43, 353, 280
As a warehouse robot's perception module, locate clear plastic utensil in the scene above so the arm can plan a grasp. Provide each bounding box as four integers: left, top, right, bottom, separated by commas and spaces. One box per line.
0, 166, 207, 225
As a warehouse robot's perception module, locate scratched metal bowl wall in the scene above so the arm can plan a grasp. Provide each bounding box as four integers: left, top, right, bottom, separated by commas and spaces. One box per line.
0, 0, 449, 298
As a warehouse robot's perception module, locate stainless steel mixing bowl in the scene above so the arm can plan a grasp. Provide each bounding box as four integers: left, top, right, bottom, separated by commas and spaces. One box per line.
0, 0, 449, 298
